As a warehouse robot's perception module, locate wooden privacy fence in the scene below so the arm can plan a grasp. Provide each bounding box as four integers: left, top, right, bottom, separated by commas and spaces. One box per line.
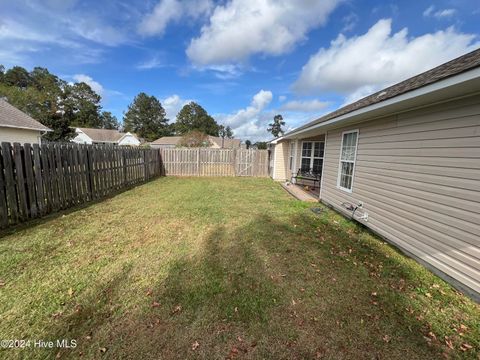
160, 148, 269, 177
0, 142, 162, 229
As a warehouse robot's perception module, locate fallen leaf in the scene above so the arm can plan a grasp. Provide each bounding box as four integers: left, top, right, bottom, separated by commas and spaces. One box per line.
172, 305, 182, 314
146, 289, 153, 296
229, 346, 239, 358
191, 341, 200, 351
99, 347, 107, 353
68, 288, 74, 296
371, 292, 377, 297
382, 335, 391, 343
460, 343, 472, 351
444, 337, 454, 350
151, 301, 160, 308
425, 292, 432, 298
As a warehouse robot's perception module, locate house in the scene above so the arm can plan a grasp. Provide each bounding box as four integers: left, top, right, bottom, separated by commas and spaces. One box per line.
150, 135, 241, 149
72, 127, 141, 146
270, 48, 480, 301
0, 98, 50, 144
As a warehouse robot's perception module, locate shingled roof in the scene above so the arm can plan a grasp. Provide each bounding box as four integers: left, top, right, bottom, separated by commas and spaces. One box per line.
77, 128, 126, 142
0, 99, 50, 132
151, 135, 241, 148
286, 48, 480, 136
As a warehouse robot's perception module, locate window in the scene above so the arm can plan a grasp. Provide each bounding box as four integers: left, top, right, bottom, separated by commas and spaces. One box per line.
300, 141, 324, 174
289, 142, 295, 171
337, 130, 358, 192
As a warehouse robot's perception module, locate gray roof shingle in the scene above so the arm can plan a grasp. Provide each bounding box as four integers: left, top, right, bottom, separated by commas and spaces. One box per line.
77, 128, 127, 142
0, 99, 50, 131
285, 47, 480, 136
151, 135, 241, 148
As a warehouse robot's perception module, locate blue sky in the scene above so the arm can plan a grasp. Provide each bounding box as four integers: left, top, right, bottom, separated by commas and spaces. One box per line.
1, 0, 479, 141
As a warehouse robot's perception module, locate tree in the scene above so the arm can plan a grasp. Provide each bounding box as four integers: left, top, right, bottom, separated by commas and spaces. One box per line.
267, 114, 285, 138
123, 92, 169, 141
64, 82, 102, 128
225, 126, 234, 139
100, 111, 119, 130
0, 65, 107, 141
218, 125, 234, 148
175, 102, 220, 136
255, 142, 268, 150
245, 140, 252, 149
4, 66, 31, 88
178, 130, 211, 147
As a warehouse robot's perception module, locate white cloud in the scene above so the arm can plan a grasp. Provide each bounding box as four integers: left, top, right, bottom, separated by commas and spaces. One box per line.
0, 2, 130, 67
73, 74, 104, 97
186, 0, 341, 66
215, 90, 273, 141
278, 95, 287, 102
293, 19, 478, 96
69, 18, 128, 46
161, 95, 193, 120
423, 5, 456, 19
280, 99, 330, 112
138, 0, 213, 36
136, 55, 165, 70
342, 13, 358, 32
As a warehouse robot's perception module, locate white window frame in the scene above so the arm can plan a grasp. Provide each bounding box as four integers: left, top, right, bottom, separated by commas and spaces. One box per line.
289, 141, 295, 171
300, 141, 324, 172
336, 129, 359, 193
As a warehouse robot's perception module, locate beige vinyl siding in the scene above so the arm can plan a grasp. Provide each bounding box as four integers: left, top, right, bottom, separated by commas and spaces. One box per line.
272, 141, 289, 181
321, 94, 480, 297
0, 127, 42, 144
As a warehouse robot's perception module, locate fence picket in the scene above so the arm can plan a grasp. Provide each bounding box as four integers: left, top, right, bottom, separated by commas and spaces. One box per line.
23, 143, 37, 218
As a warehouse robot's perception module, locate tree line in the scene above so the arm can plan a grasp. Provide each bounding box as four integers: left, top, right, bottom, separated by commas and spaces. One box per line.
0, 65, 234, 142
0, 65, 285, 146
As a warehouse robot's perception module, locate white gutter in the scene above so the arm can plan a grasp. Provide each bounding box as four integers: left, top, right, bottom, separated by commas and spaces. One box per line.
283, 67, 480, 139
0, 124, 52, 132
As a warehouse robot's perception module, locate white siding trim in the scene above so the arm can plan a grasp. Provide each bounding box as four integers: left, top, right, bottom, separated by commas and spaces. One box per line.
336, 129, 359, 193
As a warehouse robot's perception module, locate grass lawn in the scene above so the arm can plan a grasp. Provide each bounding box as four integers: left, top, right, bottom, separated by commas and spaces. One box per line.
0, 177, 479, 359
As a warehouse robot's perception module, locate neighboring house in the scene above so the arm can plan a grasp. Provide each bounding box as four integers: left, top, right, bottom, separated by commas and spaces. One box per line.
0, 98, 50, 144
270, 48, 480, 300
72, 127, 140, 146
150, 135, 241, 149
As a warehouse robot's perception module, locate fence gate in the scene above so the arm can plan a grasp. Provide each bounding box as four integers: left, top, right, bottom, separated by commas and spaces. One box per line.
236, 149, 254, 176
